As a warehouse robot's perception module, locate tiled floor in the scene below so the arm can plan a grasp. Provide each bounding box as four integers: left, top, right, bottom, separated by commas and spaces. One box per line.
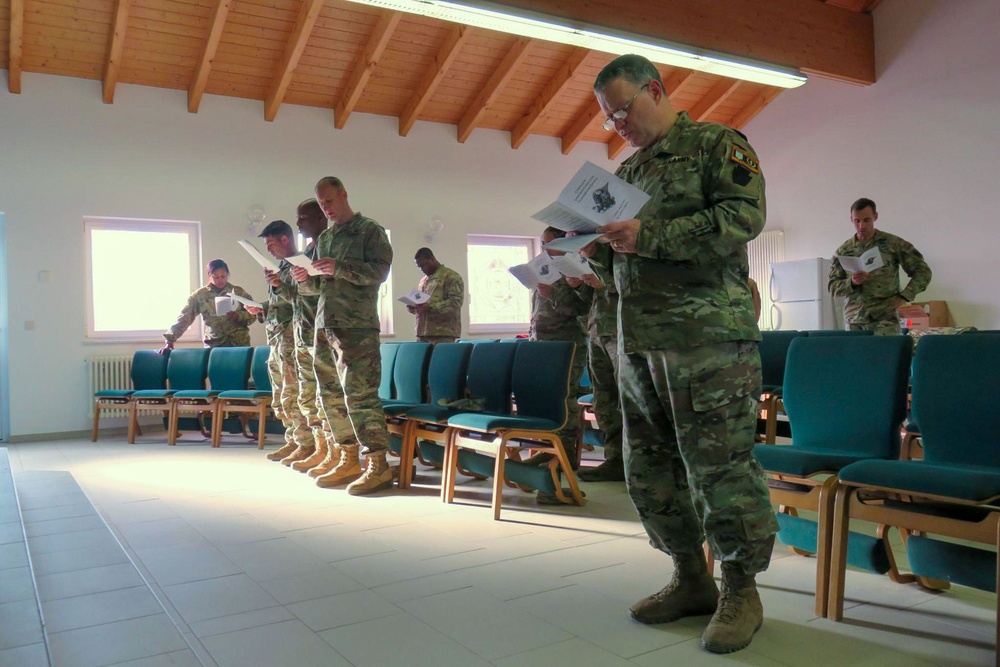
2, 437, 996, 667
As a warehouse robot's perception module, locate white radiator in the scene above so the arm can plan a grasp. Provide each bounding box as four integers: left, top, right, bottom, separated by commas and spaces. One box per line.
748, 230, 785, 331
88, 355, 132, 418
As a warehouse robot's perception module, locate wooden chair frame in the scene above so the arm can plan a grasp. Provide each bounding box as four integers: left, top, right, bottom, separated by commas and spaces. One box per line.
212, 396, 272, 449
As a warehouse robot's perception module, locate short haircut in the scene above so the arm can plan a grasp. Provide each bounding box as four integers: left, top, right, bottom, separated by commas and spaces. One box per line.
297, 198, 322, 215
414, 247, 435, 261
315, 176, 345, 192
851, 198, 877, 215
594, 54, 663, 92
543, 226, 567, 239
259, 220, 293, 239
207, 259, 228, 274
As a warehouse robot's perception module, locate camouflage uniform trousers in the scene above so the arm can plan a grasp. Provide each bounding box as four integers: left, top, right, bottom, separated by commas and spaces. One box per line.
296, 330, 356, 450
314, 328, 388, 455
587, 333, 623, 461
266, 329, 308, 447
417, 335, 458, 345
849, 320, 901, 336
619, 340, 778, 574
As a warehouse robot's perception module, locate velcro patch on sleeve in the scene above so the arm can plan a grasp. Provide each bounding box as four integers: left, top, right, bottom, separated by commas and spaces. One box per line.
730, 146, 760, 174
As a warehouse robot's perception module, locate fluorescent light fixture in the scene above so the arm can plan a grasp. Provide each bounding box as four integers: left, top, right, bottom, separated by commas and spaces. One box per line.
341, 0, 807, 88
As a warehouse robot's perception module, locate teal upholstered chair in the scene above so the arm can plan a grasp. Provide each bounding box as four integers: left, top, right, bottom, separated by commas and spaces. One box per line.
827, 335, 1000, 650
378, 342, 402, 402
805, 330, 874, 337
442, 340, 583, 519
128, 348, 210, 444
757, 330, 807, 443
754, 335, 912, 615
382, 342, 432, 407
93, 350, 169, 442
213, 346, 273, 448
395, 342, 516, 489
167, 347, 253, 446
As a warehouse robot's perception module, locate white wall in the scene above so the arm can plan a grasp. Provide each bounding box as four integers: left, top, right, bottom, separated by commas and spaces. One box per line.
745, 0, 1000, 330
0, 75, 619, 438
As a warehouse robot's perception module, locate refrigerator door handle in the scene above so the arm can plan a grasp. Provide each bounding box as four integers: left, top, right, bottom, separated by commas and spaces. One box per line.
769, 267, 778, 303
771, 303, 781, 331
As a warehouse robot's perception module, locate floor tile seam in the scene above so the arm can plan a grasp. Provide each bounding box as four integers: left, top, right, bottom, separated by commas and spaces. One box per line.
187, 609, 301, 641
45, 608, 166, 636
4, 452, 54, 666
38, 582, 152, 606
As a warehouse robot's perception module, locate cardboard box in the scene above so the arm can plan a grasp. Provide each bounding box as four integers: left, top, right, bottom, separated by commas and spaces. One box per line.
910, 300, 953, 327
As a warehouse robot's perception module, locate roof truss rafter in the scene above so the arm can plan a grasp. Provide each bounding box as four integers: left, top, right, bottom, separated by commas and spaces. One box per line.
102, 0, 131, 104
457, 37, 534, 143
265, 0, 324, 122
399, 24, 471, 137
335, 10, 402, 130
188, 0, 233, 114
8, 0, 23, 94
511, 48, 593, 149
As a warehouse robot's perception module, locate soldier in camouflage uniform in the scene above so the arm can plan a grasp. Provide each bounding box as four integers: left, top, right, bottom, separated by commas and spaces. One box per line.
411, 247, 464, 343
292, 177, 394, 496
160, 259, 255, 352
828, 198, 932, 335
575, 248, 625, 482
246, 220, 315, 467
593, 54, 778, 654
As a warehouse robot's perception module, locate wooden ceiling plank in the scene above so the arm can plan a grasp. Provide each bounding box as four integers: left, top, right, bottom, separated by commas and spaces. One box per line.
188, 0, 233, 113
561, 98, 603, 155
728, 86, 783, 130
510, 48, 592, 149
8, 0, 23, 93
102, 0, 131, 104
334, 10, 402, 129
688, 78, 741, 121
607, 133, 627, 160
399, 24, 470, 137
457, 37, 533, 143
264, 0, 323, 121
663, 69, 696, 102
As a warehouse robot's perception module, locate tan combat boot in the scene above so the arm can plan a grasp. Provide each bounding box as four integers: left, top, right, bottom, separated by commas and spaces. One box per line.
292, 437, 328, 472
346, 451, 394, 496
266, 442, 297, 462
701, 568, 763, 654
630, 553, 719, 624
308, 443, 342, 478
280, 445, 314, 467
315, 445, 362, 488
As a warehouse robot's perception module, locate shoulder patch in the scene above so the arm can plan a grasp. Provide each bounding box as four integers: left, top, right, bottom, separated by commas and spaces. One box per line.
730, 146, 760, 174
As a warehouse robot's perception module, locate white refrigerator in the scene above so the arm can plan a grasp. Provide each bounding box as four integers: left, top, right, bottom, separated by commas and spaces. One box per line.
768, 258, 843, 331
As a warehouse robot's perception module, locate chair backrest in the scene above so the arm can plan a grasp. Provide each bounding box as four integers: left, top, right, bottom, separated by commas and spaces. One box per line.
207, 347, 253, 391
911, 334, 1000, 467
458, 338, 499, 344
759, 330, 807, 391
466, 342, 519, 413
251, 346, 272, 392
379, 343, 401, 401
782, 336, 911, 457
425, 343, 474, 404
166, 348, 211, 391
805, 330, 874, 337
510, 340, 575, 424
131, 350, 170, 390
392, 342, 432, 403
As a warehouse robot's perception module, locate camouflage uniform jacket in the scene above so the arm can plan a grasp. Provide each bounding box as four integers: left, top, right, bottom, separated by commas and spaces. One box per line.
586, 244, 619, 338
297, 212, 392, 331
416, 265, 465, 338
163, 283, 256, 347
529, 279, 591, 342
828, 229, 932, 326
275, 241, 320, 346
259, 260, 294, 341
610, 111, 764, 353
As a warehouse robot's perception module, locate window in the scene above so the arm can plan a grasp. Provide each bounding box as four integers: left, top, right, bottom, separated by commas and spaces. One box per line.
466, 234, 539, 334
85, 217, 202, 342
379, 229, 394, 336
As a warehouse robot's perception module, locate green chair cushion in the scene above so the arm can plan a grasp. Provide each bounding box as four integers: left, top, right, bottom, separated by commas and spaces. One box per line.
382, 401, 419, 416
447, 413, 560, 432
131, 389, 176, 399
95, 390, 134, 398
755, 445, 881, 477
171, 390, 220, 400
405, 405, 458, 423
217, 390, 270, 400
839, 459, 1000, 503
906, 535, 997, 593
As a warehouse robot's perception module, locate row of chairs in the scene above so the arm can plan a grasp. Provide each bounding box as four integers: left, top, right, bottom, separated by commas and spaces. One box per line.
92, 347, 273, 448
378, 340, 585, 519
754, 334, 999, 661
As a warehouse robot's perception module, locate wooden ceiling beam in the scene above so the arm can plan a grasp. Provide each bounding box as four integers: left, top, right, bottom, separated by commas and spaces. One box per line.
399, 25, 470, 137
102, 0, 131, 104
663, 69, 696, 103
688, 79, 741, 121
510, 48, 592, 149
729, 87, 783, 130
335, 10, 402, 130
561, 99, 603, 155
188, 0, 232, 113
8, 0, 23, 94
490, 0, 875, 84
265, 0, 323, 122
457, 37, 533, 143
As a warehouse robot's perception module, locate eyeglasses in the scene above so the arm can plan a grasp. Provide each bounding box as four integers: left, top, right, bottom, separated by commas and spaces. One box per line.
602, 83, 649, 131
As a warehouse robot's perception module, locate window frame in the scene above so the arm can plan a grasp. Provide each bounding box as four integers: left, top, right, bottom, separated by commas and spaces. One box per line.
466, 233, 540, 335
84, 216, 203, 343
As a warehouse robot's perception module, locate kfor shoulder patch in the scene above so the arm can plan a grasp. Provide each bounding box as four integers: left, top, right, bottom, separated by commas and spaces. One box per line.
730, 146, 760, 173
